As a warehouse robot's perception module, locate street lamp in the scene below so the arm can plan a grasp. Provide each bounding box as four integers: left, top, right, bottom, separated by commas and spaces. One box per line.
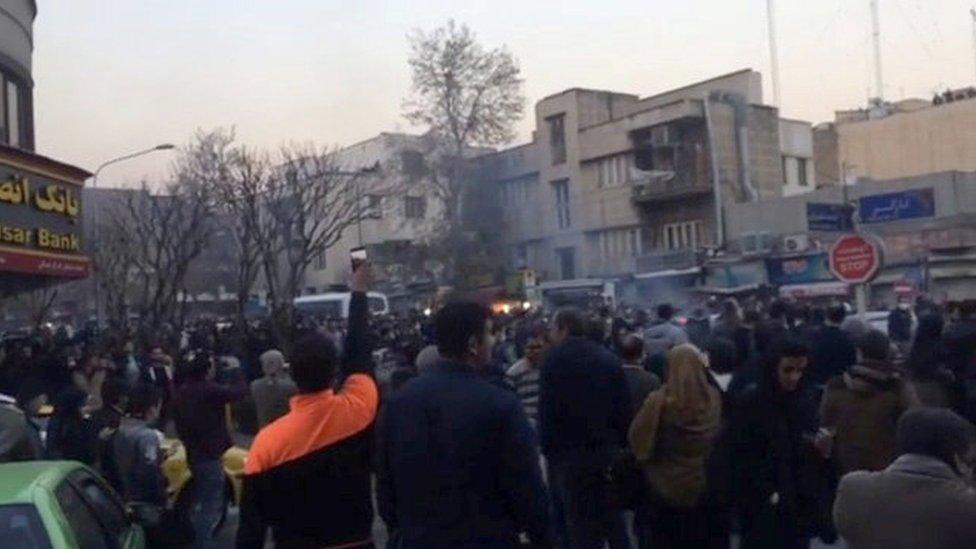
89, 143, 176, 327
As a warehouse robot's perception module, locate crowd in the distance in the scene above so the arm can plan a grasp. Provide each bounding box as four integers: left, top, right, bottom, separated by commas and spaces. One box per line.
3, 266, 976, 548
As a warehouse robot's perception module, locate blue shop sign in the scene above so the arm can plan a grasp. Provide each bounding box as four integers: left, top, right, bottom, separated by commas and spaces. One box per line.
765, 253, 836, 286
858, 188, 935, 224
807, 202, 853, 232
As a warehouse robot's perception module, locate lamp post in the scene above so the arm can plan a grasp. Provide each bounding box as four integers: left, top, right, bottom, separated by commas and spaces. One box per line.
90, 144, 176, 327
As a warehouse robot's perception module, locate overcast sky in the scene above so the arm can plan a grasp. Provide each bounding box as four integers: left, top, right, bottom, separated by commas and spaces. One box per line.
32, 0, 976, 186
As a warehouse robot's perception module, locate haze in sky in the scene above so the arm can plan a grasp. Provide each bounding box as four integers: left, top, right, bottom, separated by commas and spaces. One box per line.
32, 0, 976, 186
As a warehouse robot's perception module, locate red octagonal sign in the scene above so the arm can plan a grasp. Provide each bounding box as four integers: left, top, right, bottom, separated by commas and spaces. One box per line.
829, 233, 883, 284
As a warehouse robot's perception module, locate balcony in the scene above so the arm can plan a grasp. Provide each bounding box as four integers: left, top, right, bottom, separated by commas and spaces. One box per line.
635, 248, 701, 273
630, 167, 712, 204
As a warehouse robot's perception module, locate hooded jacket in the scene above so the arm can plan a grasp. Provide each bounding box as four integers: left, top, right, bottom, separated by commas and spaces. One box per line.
821, 360, 920, 475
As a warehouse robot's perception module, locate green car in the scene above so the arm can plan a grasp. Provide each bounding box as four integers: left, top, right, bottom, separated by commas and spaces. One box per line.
0, 461, 146, 548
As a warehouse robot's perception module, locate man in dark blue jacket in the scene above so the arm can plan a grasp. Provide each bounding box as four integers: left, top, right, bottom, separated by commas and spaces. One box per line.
376, 302, 550, 548
808, 305, 858, 389
539, 307, 631, 549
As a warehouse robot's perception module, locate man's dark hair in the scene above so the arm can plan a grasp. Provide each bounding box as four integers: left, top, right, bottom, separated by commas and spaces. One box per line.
619, 334, 644, 363
290, 332, 339, 393
127, 384, 163, 419
827, 304, 847, 325
586, 317, 607, 344
897, 408, 976, 468
101, 378, 129, 409
553, 307, 586, 338
858, 329, 890, 361
15, 377, 46, 410
768, 300, 788, 320
657, 304, 675, 321
435, 302, 490, 359
959, 299, 976, 320
181, 350, 213, 382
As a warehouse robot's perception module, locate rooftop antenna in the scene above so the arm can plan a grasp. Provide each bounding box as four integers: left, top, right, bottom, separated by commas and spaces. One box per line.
871, 0, 885, 101
766, 0, 781, 107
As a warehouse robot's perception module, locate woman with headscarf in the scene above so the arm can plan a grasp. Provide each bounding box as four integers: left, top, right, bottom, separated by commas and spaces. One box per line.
906, 313, 954, 408
628, 344, 726, 548
725, 338, 830, 549
46, 386, 96, 464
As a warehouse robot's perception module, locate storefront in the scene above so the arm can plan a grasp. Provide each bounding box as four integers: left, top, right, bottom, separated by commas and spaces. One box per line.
0, 144, 91, 295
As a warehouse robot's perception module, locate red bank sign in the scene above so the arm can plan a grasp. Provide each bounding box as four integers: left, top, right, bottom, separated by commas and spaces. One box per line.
0, 247, 90, 279
829, 233, 883, 284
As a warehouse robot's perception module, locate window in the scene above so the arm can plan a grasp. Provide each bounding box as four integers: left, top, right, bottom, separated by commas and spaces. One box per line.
400, 150, 426, 177
513, 243, 528, 269
663, 220, 705, 250
314, 250, 327, 270
547, 114, 566, 165
55, 482, 109, 549
597, 155, 631, 187
552, 179, 571, 229
6, 80, 18, 148
365, 194, 382, 219
556, 247, 575, 280
797, 158, 809, 187
404, 196, 426, 219
71, 471, 129, 547
0, 504, 51, 549
599, 227, 641, 263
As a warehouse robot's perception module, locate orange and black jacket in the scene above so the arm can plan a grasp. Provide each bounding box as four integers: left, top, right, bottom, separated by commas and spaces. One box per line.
237, 292, 377, 549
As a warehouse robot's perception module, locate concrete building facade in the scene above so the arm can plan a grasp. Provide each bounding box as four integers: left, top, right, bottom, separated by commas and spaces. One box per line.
475, 69, 809, 291
0, 0, 34, 149
819, 92, 976, 183
303, 133, 448, 305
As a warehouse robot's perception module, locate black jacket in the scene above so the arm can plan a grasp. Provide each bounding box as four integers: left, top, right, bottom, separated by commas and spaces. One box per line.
808, 326, 857, 387
237, 292, 376, 549
376, 360, 550, 548
538, 337, 630, 458
725, 383, 830, 547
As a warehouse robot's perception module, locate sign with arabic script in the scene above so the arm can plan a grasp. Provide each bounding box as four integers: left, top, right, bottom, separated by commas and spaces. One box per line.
0, 159, 86, 273
858, 188, 935, 224
807, 202, 854, 232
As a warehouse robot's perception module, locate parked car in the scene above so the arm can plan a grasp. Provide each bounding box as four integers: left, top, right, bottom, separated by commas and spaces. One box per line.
0, 461, 146, 548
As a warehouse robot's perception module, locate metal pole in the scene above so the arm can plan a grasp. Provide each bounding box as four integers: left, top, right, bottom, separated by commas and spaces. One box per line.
970, 8, 976, 84
89, 144, 175, 327
703, 93, 724, 247
871, 0, 885, 101
766, 0, 781, 107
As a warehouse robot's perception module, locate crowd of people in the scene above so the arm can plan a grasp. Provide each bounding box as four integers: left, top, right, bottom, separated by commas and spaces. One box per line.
3, 267, 976, 548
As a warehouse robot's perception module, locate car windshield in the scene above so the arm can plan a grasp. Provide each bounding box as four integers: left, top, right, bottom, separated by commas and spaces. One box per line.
0, 505, 51, 549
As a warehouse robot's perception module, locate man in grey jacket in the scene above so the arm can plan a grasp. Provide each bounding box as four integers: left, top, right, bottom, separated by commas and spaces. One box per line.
643, 303, 688, 359
250, 349, 298, 429
834, 408, 976, 549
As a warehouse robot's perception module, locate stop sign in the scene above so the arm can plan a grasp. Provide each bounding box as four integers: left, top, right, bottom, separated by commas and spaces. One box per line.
829, 233, 883, 284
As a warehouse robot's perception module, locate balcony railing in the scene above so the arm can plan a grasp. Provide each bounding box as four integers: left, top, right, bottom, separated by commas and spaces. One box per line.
629, 167, 712, 203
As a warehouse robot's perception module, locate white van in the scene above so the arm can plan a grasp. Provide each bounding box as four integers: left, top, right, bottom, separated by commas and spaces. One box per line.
294, 292, 390, 319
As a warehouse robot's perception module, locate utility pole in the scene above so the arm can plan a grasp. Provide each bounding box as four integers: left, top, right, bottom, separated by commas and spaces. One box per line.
970, 8, 976, 83
871, 0, 885, 101
766, 0, 781, 107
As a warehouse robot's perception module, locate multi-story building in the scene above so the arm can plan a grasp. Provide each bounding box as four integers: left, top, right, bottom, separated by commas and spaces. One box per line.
303, 133, 449, 307
817, 90, 976, 183
0, 0, 91, 306
474, 69, 810, 294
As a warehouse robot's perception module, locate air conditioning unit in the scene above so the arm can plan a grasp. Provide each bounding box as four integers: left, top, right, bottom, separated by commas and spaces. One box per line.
783, 234, 810, 253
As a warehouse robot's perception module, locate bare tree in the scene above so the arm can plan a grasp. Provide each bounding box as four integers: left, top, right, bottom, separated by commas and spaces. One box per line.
208, 132, 275, 332
403, 20, 525, 279
106, 132, 223, 336
92, 220, 138, 331
258, 144, 386, 347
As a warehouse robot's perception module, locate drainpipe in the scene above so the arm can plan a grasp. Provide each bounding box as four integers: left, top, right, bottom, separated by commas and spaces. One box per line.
711, 91, 759, 202
703, 93, 724, 248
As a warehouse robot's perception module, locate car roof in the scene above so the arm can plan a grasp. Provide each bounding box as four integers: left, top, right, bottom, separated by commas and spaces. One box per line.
0, 461, 79, 504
